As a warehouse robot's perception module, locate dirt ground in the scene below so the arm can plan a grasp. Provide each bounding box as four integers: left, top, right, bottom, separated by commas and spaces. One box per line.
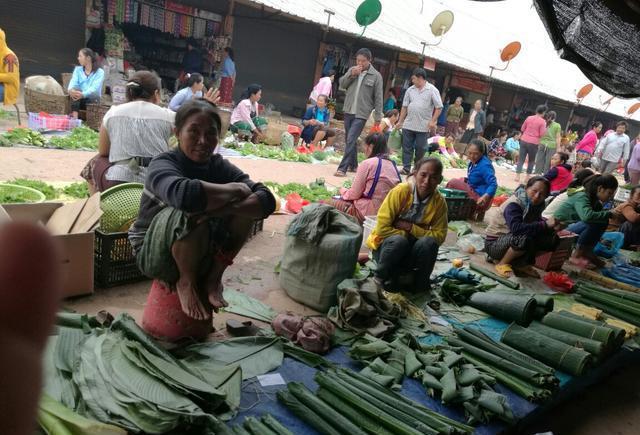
1, 141, 639, 434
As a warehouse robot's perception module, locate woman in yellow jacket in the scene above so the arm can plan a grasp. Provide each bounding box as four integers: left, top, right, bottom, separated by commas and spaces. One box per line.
0, 28, 19, 107
366, 157, 448, 293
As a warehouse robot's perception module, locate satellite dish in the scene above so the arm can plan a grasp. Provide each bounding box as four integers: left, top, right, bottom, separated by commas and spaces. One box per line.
628, 102, 640, 115
356, 0, 382, 27
431, 10, 454, 37
500, 41, 521, 62
577, 84, 594, 99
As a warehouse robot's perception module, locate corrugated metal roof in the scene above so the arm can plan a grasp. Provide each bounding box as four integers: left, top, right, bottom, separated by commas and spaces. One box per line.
244, 0, 639, 120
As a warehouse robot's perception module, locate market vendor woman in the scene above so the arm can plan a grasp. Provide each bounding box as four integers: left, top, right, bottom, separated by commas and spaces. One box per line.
484, 176, 562, 277
129, 100, 276, 320
366, 157, 448, 293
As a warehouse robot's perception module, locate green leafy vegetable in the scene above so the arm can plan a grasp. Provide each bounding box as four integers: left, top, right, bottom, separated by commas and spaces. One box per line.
49, 126, 99, 150
2, 127, 46, 146
264, 181, 336, 202
10, 178, 59, 199
62, 182, 90, 199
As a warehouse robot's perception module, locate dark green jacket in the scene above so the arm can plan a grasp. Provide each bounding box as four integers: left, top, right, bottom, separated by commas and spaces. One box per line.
552, 188, 611, 224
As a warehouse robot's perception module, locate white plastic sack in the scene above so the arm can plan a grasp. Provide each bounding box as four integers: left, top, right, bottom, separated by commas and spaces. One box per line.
24, 76, 65, 96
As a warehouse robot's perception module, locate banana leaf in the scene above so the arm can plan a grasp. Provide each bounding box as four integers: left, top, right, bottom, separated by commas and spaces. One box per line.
185, 336, 284, 380
55, 327, 85, 374
440, 368, 458, 403
477, 390, 515, 424
261, 414, 295, 435
222, 288, 278, 322
501, 323, 592, 376
528, 321, 605, 357
367, 357, 404, 384
416, 352, 441, 367
282, 340, 333, 368
541, 312, 615, 347
558, 310, 627, 346
38, 394, 126, 435
456, 364, 483, 386
348, 339, 393, 361
316, 388, 395, 435
404, 350, 423, 377
468, 292, 536, 326
276, 390, 341, 435
531, 295, 554, 320
421, 370, 443, 390
243, 416, 279, 435
360, 366, 396, 387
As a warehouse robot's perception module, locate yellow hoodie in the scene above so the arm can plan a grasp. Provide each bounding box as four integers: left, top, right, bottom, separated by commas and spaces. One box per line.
0, 28, 20, 106
366, 182, 449, 250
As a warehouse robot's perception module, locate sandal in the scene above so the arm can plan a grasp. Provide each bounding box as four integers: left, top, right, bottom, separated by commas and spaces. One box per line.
334, 170, 346, 177
568, 257, 596, 270
495, 264, 514, 278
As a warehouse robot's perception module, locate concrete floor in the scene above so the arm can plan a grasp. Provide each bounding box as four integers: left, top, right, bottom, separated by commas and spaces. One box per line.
1, 138, 639, 434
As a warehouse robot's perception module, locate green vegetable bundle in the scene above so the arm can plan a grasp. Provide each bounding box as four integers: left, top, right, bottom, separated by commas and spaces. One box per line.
2, 127, 46, 146
541, 311, 616, 348
264, 181, 336, 202
527, 321, 605, 358
238, 143, 312, 163
501, 323, 592, 376
575, 282, 640, 328
10, 178, 59, 200
467, 292, 536, 326
48, 126, 99, 150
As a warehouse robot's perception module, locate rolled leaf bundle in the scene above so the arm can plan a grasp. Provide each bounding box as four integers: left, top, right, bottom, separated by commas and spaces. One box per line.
575, 295, 640, 328
447, 336, 556, 387
577, 282, 640, 303
527, 321, 605, 357
467, 292, 536, 326
456, 327, 555, 375
244, 417, 279, 435
541, 312, 615, 348
557, 311, 626, 348
501, 324, 592, 376
316, 389, 395, 435
276, 390, 341, 435
532, 295, 554, 320
261, 414, 294, 435
469, 263, 520, 289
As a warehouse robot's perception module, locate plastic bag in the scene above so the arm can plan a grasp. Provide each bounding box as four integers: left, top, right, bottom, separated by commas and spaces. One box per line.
456, 234, 484, 254
280, 131, 294, 149
594, 232, 624, 259
543, 272, 575, 293
492, 194, 509, 207
284, 193, 309, 214
387, 129, 402, 150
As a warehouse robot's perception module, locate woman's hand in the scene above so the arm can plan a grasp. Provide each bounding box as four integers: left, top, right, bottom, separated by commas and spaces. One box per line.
203, 87, 220, 105
476, 194, 490, 208
393, 219, 413, 232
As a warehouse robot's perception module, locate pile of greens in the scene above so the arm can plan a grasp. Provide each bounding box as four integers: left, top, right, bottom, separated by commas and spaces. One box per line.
63, 181, 90, 199
347, 333, 515, 425
264, 181, 336, 202
235, 142, 312, 163
2, 127, 46, 146
10, 178, 59, 200
48, 126, 99, 150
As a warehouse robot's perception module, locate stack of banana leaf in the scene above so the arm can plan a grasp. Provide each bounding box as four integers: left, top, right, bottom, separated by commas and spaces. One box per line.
574, 280, 640, 328
43, 312, 279, 434
447, 327, 558, 403
347, 333, 515, 425
227, 414, 294, 435
278, 368, 475, 434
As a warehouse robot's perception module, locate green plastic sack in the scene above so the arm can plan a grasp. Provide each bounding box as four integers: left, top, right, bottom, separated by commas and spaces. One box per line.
281, 132, 295, 149
387, 129, 402, 151
280, 205, 363, 312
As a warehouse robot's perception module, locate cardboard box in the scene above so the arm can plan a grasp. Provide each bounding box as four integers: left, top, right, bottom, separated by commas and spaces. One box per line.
3, 202, 95, 298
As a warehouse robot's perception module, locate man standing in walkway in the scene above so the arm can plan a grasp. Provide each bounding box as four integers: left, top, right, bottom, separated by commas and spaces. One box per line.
597, 121, 630, 175
335, 48, 384, 177
396, 68, 443, 174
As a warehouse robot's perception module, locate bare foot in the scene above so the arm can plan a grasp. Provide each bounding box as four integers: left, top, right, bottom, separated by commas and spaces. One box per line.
176, 279, 210, 320
207, 280, 228, 313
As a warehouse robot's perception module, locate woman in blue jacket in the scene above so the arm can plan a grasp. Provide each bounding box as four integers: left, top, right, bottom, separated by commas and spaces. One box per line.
68, 48, 104, 118
300, 94, 336, 150
446, 139, 498, 213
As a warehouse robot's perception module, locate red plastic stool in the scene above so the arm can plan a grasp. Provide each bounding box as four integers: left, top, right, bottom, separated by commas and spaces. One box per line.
142, 280, 212, 342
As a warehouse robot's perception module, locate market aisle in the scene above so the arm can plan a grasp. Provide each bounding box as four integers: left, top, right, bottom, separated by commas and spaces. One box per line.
0, 147, 522, 191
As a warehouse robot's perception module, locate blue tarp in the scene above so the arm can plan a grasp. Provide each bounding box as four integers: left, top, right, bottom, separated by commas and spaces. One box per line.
228, 318, 640, 434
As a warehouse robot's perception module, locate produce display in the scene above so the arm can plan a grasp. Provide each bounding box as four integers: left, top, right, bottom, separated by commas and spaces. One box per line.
264, 181, 336, 203
1, 179, 90, 200
0, 126, 99, 150
2, 127, 46, 146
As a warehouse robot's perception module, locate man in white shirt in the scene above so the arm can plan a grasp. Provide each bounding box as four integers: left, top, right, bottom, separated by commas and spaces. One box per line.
396, 68, 443, 174
597, 121, 630, 175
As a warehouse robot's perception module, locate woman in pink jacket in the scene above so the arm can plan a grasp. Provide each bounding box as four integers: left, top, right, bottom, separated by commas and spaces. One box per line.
575, 121, 603, 170
325, 133, 402, 223
308, 70, 335, 107
515, 105, 547, 182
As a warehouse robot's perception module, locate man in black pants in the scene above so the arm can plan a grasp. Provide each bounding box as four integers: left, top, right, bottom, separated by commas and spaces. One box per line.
334, 48, 384, 177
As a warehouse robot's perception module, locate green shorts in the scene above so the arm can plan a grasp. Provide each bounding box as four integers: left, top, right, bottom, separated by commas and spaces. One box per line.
231, 116, 269, 135
136, 207, 228, 285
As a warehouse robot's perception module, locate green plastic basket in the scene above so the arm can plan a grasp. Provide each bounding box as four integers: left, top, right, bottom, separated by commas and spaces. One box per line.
0, 183, 46, 204
100, 183, 144, 233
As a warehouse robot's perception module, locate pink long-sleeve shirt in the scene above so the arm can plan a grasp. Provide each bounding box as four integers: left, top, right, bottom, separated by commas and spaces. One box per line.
339, 157, 401, 218
576, 130, 598, 155
310, 76, 332, 100
230, 99, 259, 130
520, 115, 547, 144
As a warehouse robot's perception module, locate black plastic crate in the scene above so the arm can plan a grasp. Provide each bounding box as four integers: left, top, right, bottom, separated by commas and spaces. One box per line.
249, 218, 264, 239
94, 229, 146, 288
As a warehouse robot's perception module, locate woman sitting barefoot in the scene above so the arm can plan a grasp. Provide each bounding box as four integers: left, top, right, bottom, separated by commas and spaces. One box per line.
300, 94, 336, 150
366, 157, 448, 293
484, 176, 562, 277
553, 174, 620, 269
325, 133, 401, 223
129, 100, 276, 320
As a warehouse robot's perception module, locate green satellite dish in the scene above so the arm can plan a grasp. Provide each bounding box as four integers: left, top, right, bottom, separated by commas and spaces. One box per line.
355, 0, 382, 35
